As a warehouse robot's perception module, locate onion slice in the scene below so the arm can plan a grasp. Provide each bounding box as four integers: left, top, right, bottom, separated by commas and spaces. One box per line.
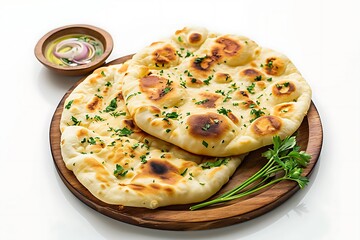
53, 38, 96, 65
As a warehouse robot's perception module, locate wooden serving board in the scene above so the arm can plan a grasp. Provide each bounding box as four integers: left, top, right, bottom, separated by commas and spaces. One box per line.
50, 55, 323, 231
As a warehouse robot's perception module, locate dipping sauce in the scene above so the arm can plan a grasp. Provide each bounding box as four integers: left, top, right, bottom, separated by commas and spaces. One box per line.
45, 34, 104, 66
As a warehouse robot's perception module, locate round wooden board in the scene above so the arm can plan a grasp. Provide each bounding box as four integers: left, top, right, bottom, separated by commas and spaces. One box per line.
50, 55, 323, 231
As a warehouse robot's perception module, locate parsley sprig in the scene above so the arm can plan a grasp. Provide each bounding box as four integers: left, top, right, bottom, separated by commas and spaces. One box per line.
190, 135, 311, 210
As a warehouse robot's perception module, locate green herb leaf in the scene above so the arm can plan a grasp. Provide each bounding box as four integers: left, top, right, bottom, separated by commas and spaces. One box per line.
247, 83, 256, 94
114, 164, 128, 177
250, 108, 265, 122
195, 99, 209, 105
116, 127, 133, 136
190, 135, 311, 210
87, 137, 96, 145
104, 98, 117, 112
202, 123, 211, 131
194, 56, 207, 64
140, 155, 147, 164
217, 107, 231, 116
201, 158, 229, 169
65, 100, 74, 110
203, 75, 213, 85
71, 116, 81, 126
180, 168, 188, 176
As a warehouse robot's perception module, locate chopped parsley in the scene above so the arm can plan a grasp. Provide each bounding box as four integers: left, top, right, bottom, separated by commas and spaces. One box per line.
194, 56, 207, 64
180, 168, 188, 176
108, 127, 134, 137
217, 107, 231, 116
201, 158, 229, 169
71, 116, 81, 126
140, 155, 147, 164
164, 112, 179, 120
195, 99, 209, 105
250, 108, 265, 122
113, 164, 128, 178
184, 69, 193, 77
202, 140, 209, 148
87, 137, 96, 145
265, 60, 273, 68
202, 123, 211, 131
132, 142, 140, 149
116, 127, 133, 136
215, 89, 225, 96
93, 115, 105, 122
162, 87, 172, 95
247, 83, 256, 94
110, 111, 126, 118
65, 100, 74, 110
126, 92, 141, 100
104, 98, 117, 112
180, 80, 187, 88
276, 82, 290, 89
203, 75, 213, 85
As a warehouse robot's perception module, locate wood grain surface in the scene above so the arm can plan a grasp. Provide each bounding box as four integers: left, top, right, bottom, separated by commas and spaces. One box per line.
49, 55, 323, 231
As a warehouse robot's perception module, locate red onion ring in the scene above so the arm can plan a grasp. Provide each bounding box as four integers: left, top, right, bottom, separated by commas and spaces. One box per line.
53, 38, 96, 65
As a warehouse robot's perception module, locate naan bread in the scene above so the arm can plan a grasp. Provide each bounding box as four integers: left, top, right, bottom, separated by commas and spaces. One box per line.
60, 65, 244, 209
121, 27, 312, 157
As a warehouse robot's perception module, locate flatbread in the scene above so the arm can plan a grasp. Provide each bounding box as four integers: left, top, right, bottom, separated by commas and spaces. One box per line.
60, 64, 244, 209
121, 27, 312, 157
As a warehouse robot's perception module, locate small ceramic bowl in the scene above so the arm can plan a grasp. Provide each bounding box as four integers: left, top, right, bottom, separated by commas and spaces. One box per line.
34, 24, 113, 76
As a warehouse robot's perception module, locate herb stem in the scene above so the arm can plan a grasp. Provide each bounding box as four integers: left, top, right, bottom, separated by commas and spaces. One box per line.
189, 136, 311, 211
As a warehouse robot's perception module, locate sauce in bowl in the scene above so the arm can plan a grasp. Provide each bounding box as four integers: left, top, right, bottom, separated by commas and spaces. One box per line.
45, 34, 104, 67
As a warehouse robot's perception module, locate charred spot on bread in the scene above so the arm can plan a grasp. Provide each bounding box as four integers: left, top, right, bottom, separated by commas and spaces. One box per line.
122, 119, 142, 132
273, 103, 295, 117
187, 113, 230, 139
142, 159, 181, 184
152, 45, 178, 65
215, 36, 241, 56
196, 92, 221, 108
264, 57, 286, 76
189, 33, 202, 44
86, 96, 102, 112
139, 75, 172, 101
251, 115, 282, 136
240, 68, 265, 81
192, 55, 215, 72
272, 81, 296, 96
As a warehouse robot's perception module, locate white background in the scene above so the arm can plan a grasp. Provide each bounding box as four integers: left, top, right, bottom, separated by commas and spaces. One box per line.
1, 0, 359, 239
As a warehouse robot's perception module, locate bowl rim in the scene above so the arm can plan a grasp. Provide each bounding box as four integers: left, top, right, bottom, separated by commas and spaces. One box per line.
34, 24, 113, 74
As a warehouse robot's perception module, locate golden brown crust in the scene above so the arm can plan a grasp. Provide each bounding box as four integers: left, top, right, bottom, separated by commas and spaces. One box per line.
121, 27, 312, 157
272, 81, 296, 96
215, 36, 241, 57
187, 113, 230, 139
152, 44, 178, 66
139, 75, 172, 101
60, 64, 244, 209
240, 68, 265, 81
251, 115, 282, 136
197, 92, 221, 108
264, 57, 286, 76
